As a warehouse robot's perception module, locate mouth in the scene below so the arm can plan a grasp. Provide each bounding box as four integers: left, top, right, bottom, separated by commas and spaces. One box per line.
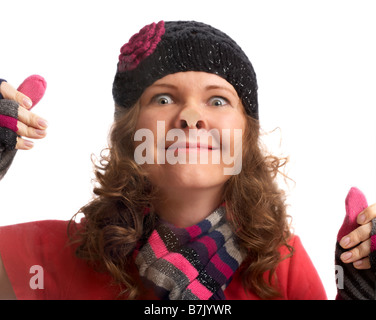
166, 142, 218, 152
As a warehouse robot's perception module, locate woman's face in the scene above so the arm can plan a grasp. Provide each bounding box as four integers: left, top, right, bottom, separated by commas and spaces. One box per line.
134, 71, 246, 193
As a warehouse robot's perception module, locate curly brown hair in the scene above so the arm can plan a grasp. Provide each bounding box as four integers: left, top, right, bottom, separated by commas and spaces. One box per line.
69, 101, 293, 300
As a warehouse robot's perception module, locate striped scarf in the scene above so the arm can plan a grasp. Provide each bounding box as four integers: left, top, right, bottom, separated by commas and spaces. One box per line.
135, 205, 244, 300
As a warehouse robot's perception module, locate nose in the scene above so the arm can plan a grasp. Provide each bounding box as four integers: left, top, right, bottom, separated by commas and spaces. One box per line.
177, 107, 205, 129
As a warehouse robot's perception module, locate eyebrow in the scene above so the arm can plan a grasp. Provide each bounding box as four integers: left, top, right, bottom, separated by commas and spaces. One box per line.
204, 85, 238, 97
150, 83, 178, 89
151, 83, 237, 95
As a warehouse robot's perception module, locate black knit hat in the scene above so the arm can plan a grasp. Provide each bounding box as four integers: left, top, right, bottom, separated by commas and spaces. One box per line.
112, 21, 259, 119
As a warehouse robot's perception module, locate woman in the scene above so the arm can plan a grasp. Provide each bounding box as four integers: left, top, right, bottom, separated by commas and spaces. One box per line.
0, 21, 374, 300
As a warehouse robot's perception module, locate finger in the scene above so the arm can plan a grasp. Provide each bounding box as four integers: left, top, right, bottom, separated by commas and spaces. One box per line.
16, 120, 47, 139
17, 106, 48, 129
353, 257, 371, 270
15, 91, 33, 109
15, 137, 34, 150
341, 239, 371, 263
0, 82, 33, 109
340, 222, 372, 249
357, 203, 376, 225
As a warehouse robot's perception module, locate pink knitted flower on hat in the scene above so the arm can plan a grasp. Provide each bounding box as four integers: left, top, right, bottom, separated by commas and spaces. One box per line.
118, 21, 165, 72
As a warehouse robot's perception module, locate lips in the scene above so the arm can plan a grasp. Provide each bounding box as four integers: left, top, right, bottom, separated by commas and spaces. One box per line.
166, 141, 218, 151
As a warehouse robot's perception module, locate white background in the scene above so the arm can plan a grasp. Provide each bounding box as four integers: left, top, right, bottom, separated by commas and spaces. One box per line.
1, 0, 375, 300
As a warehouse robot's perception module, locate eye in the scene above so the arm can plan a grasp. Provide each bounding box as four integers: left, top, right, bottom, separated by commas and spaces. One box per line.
208, 96, 229, 107
154, 94, 174, 105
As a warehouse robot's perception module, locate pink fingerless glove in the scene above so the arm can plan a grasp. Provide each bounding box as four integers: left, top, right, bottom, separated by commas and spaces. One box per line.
335, 187, 376, 300
0, 74, 47, 179
17, 74, 47, 109
0, 75, 47, 147
337, 187, 368, 242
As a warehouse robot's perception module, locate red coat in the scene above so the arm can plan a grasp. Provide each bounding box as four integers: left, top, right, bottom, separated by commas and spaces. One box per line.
0, 220, 327, 300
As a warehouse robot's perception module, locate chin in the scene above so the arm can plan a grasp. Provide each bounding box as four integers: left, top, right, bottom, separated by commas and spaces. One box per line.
147, 163, 229, 191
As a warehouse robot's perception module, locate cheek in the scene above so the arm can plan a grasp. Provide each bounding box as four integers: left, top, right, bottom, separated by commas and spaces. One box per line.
211, 113, 246, 145
135, 108, 176, 132
135, 110, 154, 132
214, 113, 245, 176
210, 110, 246, 129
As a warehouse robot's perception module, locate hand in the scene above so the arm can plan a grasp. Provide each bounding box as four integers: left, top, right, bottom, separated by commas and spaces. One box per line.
339, 203, 376, 269
0, 80, 48, 150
